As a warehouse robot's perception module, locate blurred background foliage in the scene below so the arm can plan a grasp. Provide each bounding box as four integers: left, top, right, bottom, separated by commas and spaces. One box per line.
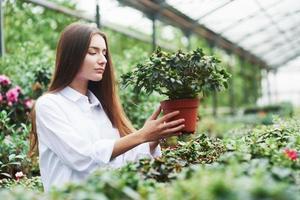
0, 0, 297, 194
2, 0, 264, 114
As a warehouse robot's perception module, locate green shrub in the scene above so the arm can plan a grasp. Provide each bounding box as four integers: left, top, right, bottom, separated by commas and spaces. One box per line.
0, 111, 39, 180
0, 42, 53, 99
121, 48, 230, 100
1, 118, 300, 199
0, 176, 43, 191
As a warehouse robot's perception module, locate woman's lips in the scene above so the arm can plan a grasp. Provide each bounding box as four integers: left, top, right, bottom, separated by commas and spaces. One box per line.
95, 68, 104, 73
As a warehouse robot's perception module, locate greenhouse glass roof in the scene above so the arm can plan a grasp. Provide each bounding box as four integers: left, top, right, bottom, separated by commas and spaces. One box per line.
77, 0, 300, 69
165, 0, 300, 69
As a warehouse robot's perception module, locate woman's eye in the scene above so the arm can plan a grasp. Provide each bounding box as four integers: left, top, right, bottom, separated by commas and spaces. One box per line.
88, 52, 96, 55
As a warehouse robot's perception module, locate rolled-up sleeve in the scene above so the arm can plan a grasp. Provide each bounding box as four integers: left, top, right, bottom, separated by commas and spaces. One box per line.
35, 97, 115, 172
150, 144, 162, 158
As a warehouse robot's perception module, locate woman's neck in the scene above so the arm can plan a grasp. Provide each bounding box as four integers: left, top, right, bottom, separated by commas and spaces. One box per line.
69, 79, 88, 96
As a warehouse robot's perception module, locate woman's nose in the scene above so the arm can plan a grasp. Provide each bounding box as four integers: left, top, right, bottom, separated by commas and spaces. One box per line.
97, 54, 107, 65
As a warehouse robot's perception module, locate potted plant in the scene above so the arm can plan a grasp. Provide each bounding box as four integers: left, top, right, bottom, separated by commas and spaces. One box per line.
121, 47, 230, 133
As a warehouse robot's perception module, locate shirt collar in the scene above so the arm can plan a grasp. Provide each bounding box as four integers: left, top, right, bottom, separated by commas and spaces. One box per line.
87, 90, 101, 108
60, 86, 101, 108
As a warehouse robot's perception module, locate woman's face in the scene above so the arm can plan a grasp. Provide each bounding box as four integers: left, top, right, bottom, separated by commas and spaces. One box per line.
76, 34, 107, 82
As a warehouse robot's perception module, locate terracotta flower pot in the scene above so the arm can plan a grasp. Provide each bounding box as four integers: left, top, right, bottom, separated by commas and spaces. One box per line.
160, 98, 200, 133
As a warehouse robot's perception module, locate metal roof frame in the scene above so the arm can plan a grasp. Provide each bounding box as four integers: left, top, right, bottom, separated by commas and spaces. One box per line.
258, 35, 300, 57
23, 0, 177, 50
195, 0, 236, 21
219, 0, 283, 33
248, 23, 300, 50
23, 0, 300, 70
118, 0, 269, 69
273, 50, 300, 67
235, 11, 298, 44
255, 0, 298, 52
265, 45, 300, 64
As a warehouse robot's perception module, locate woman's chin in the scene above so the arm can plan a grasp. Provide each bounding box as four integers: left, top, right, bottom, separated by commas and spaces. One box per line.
90, 75, 103, 82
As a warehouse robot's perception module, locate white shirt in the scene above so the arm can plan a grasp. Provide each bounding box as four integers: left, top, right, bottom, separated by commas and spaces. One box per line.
35, 86, 161, 192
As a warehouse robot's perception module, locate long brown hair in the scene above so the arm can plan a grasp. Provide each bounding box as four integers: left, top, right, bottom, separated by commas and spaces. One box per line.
29, 22, 135, 157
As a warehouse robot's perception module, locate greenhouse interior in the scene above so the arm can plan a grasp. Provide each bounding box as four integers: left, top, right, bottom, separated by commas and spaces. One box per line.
1, 0, 300, 199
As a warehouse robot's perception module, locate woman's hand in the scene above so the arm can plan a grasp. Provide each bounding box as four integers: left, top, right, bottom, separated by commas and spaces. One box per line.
111, 106, 184, 159
139, 106, 185, 142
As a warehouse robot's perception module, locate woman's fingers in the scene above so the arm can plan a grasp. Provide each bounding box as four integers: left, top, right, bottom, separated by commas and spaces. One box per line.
164, 118, 185, 129
144, 109, 185, 141
148, 106, 162, 120
162, 124, 185, 135
158, 110, 180, 123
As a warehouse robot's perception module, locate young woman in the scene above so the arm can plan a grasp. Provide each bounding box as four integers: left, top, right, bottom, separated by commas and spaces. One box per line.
29, 22, 185, 192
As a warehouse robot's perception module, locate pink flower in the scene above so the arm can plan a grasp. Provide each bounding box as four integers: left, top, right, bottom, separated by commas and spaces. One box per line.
0, 94, 3, 103
24, 98, 34, 109
0, 75, 11, 86
15, 171, 24, 181
14, 86, 21, 93
5, 86, 21, 104
284, 149, 298, 161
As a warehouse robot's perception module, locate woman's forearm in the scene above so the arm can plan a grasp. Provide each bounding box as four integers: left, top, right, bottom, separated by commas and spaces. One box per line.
111, 129, 145, 160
